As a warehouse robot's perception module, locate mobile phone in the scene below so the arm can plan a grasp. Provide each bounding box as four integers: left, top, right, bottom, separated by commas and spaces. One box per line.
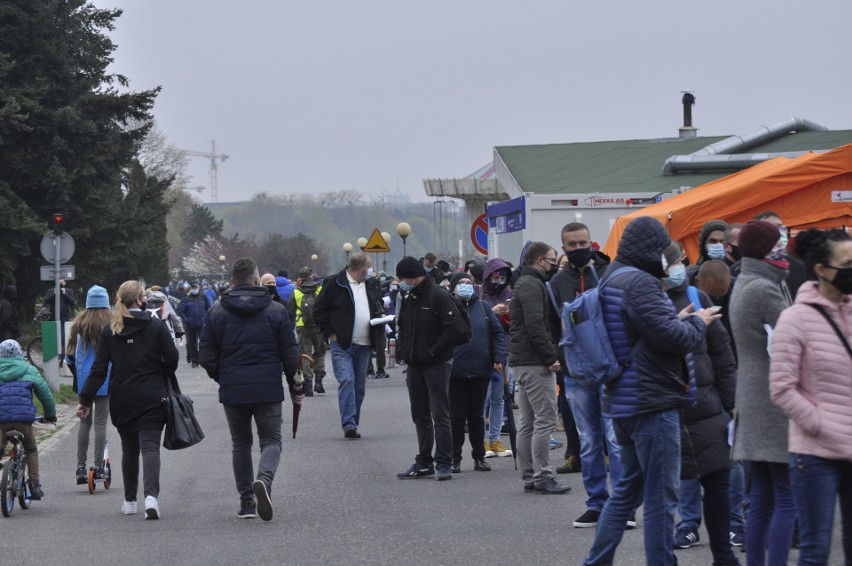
708, 305, 722, 314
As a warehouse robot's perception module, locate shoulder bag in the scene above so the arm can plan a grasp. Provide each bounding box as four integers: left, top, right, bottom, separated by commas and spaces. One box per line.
807, 303, 852, 360
162, 372, 205, 450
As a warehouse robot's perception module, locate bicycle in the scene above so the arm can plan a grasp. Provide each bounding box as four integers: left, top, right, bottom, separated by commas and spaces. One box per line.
25, 308, 52, 373
1, 417, 47, 518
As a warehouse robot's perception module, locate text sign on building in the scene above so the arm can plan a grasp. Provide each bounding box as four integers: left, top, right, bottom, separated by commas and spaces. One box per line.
487, 196, 526, 234
832, 191, 852, 203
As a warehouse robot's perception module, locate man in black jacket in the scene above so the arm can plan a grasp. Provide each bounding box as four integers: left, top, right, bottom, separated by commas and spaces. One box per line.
199, 258, 301, 522
395, 256, 470, 481
510, 241, 572, 495
313, 253, 383, 439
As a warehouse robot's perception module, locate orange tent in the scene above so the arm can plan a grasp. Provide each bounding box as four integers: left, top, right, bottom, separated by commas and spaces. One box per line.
604, 144, 852, 262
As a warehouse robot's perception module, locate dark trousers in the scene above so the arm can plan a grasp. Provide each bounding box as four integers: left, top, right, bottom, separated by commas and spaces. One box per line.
185, 326, 201, 363
449, 377, 490, 462
699, 468, 739, 566
119, 428, 163, 502
368, 331, 387, 374
558, 373, 581, 459
406, 362, 453, 468
222, 402, 282, 502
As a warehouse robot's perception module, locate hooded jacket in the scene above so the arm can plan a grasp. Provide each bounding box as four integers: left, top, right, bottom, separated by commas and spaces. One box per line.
600, 217, 706, 419
0, 358, 56, 423
200, 286, 300, 405
481, 258, 513, 306
80, 312, 179, 433
275, 276, 296, 305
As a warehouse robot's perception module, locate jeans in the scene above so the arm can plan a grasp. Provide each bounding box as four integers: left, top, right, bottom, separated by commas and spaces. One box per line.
585, 409, 681, 566
329, 341, 371, 431
559, 375, 581, 459
515, 365, 557, 482
677, 478, 703, 531
746, 460, 795, 566
565, 379, 621, 512
77, 396, 109, 468
119, 428, 162, 502
222, 402, 282, 502
485, 375, 505, 442
406, 362, 453, 468
449, 377, 490, 462
790, 453, 852, 566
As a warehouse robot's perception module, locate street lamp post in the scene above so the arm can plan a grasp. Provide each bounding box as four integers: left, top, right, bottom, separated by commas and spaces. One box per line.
396, 222, 411, 259
343, 242, 352, 264
357, 237, 368, 252
380, 231, 391, 273
311, 253, 318, 273
218, 255, 227, 282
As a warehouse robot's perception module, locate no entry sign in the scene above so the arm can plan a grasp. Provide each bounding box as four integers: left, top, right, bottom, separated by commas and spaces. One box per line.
470, 213, 488, 255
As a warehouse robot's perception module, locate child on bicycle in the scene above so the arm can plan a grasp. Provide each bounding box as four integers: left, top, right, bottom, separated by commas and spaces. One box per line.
0, 339, 57, 500
66, 285, 112, 485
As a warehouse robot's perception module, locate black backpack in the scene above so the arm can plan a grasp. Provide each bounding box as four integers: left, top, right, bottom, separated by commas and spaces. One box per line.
298, 288, 318, 327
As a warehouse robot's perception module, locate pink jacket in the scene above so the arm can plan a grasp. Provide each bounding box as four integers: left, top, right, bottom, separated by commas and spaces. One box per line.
770, 282, 852, 462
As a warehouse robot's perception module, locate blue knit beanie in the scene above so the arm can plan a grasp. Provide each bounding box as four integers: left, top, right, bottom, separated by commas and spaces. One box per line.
86, 285, 110, 309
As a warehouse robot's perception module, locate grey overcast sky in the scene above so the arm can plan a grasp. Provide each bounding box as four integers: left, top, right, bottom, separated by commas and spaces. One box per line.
92, 1, 852, 204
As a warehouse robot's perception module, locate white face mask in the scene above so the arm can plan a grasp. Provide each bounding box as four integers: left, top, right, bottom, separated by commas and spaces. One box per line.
706, 243, 726, 260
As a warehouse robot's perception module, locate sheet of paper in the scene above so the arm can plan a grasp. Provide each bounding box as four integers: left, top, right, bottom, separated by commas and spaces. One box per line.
764, 324, 774, 356
370, 314, 395, 327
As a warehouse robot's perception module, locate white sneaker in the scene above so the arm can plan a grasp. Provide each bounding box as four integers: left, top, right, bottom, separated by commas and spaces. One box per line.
121, 500, 137, 515
144, 495, 160, 520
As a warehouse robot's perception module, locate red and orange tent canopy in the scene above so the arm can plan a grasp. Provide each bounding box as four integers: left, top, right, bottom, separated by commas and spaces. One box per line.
604, 144, 852, 262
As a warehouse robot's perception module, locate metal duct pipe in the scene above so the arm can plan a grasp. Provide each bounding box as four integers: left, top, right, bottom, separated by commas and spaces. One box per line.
663, 150, 830, 175
662, 117, 830, 175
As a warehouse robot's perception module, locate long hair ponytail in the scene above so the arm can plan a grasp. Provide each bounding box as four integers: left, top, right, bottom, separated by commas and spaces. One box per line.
111, 280, 144, 335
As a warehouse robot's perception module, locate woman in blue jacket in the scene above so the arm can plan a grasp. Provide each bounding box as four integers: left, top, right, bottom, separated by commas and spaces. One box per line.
448, 272, 508, 473
66, 286, 112, 486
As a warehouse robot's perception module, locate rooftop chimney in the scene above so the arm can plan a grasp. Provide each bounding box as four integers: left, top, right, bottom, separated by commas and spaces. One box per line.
679, 92, 697, 139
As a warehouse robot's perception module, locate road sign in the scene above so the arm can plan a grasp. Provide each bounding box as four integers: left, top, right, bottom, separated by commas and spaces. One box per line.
40, 265, 76, 282
470, 213, 488, 255
364, 229, 390, 253
40, 232, 75, 263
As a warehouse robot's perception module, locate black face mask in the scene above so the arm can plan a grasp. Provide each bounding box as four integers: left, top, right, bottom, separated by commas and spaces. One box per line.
824, 266, 852, 295
567, 248, 594, 268
546, 262, 559, 280
264, 285, 278, 296
730, 245, 742, 262
138, 301, 147, 310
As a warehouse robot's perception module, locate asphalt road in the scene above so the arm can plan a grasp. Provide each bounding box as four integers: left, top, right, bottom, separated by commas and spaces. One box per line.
3, 357, 842, 565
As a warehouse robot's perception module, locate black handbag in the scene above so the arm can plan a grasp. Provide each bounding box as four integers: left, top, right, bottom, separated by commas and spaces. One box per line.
162, 372, 204, 450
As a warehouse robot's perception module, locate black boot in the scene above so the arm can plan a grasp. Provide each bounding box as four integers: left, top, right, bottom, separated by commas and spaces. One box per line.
451, 460, 462, 474
473, 459, 491, 472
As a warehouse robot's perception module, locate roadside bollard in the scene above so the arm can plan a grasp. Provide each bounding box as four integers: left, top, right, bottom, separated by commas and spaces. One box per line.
387, 338, 396, 368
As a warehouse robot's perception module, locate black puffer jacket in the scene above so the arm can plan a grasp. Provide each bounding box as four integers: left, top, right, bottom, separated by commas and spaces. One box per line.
508, 267, 560, 367
667, 284, 737, 479
81, 312, 179, 433
397, 277, 470, 367
199, 286, 300, 405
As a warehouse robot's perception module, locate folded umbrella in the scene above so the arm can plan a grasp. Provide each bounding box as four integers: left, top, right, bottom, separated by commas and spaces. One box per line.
292, 353, 314, 439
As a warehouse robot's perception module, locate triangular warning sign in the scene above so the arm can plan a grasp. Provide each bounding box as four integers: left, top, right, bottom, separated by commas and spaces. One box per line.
364, 228, 390, 253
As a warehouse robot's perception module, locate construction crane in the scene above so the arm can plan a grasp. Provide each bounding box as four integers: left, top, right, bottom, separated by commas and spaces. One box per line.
182, 140, 229, 203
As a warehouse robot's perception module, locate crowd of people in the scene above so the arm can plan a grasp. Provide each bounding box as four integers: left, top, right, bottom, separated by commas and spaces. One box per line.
0, 211, 848, 565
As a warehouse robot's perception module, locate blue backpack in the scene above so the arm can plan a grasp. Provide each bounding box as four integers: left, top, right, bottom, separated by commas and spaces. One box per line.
547, 267, 640, 387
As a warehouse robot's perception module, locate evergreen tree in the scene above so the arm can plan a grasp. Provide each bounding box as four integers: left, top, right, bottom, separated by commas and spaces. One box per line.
0, 1, 158, 317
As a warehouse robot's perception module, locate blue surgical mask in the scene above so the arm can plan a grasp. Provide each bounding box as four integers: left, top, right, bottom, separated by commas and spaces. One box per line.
455, 283, 474, 299
665, 264, 687, 287
390, 284, 398, 291
366, 267, 374, 278
705, 243, 726, 261
190, 289, 199, 295
398, 281, 413, 293
424, 265, 434, 273
778, 230, 789, 251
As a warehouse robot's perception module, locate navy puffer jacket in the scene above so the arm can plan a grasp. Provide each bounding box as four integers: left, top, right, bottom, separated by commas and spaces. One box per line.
451, 296, 508, 379
600, 217, 706, 419
199, 287, 300, 404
